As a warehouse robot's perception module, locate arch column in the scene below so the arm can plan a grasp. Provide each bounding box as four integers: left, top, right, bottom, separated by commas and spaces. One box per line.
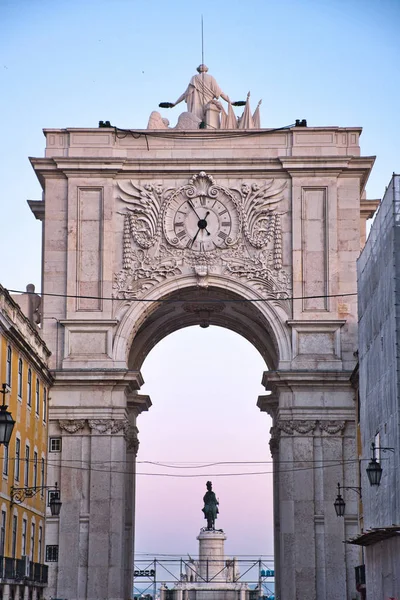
45, 369, 148, 600
259, 370, 359, 600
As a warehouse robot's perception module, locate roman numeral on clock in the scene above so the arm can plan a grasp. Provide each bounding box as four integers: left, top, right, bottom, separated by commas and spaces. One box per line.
221, 221, 231, 227
218, 231, 228, 240
176, 230, 187, 239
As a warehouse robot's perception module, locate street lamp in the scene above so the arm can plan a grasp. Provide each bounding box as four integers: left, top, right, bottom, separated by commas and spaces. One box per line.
366, 442, 395, 486
0, 383, 15, 445
11, 482, 62, 516
334, 482, 361, 517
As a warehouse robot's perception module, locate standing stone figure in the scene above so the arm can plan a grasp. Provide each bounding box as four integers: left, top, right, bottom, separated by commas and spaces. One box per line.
202, 481, 219, 529
172, 65, 231, 122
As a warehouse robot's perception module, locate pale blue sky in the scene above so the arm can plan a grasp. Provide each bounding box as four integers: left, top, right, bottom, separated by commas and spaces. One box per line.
1, 0, 399, 560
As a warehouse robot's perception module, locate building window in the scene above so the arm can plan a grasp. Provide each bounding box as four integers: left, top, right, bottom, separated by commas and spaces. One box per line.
33, 452, 38, 488
35, 379, 40, 416
30, 522, 35, 562
43, 388, 47, 423
12, 515, 17, 558
24, 445, 30, 487
38, 525, 43, 563
15, 438, 20, 482
18, 359, 23, 398
6, 345, 12, 387
0, 511, 6, 556
3, 444, 9, 476
41, 458, 45, 497
45, 545, 58, 562
27, 369, 32, 407
49, 438, 61, 452
22, 518, 27, 556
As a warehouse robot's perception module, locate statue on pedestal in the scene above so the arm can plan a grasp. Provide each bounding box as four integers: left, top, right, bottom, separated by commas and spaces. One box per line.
202, 480, 219, 530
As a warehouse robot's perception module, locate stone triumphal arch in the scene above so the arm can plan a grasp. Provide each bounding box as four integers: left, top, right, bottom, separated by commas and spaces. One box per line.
30, 118, 375, 600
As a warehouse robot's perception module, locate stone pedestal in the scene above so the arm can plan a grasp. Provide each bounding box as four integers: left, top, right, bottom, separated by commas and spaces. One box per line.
197, 530, 227, 582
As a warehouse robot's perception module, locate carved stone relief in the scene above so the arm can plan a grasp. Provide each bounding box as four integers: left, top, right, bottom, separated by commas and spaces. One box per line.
113, 172, 291, 309
319, 420, 346, 434
58, 419, 86, 434
125, 426, 140, 454
58, 418, 130, 436
277, 419, 347, 435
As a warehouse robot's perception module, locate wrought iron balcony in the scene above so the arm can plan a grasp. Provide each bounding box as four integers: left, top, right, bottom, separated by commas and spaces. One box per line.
0, 556, 48, 584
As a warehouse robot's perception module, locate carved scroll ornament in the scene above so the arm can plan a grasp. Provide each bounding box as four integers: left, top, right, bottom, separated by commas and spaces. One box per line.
114, 172, 291, 307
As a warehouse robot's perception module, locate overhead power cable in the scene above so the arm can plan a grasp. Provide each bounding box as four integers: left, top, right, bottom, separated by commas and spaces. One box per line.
41, 457, 359, 478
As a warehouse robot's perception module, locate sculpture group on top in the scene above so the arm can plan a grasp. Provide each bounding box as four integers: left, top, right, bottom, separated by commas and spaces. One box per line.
148, 65, 262, 130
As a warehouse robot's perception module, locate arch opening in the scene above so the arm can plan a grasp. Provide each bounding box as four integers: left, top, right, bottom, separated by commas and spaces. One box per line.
121, 284, 289, 372
134, 325, 274, 561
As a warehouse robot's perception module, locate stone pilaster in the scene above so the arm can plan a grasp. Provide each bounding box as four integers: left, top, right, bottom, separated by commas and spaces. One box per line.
261, 370, 358, 600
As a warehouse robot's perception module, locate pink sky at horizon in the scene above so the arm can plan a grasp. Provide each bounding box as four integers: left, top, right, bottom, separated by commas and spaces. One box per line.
135, 326, 274, 559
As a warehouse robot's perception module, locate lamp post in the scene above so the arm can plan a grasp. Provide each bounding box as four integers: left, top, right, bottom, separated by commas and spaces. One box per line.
366, 442, 395, 486
0, 383, 15, 445
11, 482, 62, 516
334, 482, 361, 517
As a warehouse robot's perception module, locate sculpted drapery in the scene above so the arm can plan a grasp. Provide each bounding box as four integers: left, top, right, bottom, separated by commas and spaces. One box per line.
174, 67, 227, 121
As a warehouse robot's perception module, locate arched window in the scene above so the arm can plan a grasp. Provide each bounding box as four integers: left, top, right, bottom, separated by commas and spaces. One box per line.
35, 379, 40, 416
43, 389, 47, 423
33, 451, 38, 488
24, 445, 30, 487
0, 510, 6, 556
41, 457, 45, 497
15, 438, 20, 482
27, 369, 32, 407
18, 359, 23, 398
11, 514, 17, 558
6, 345, 12, 387
3, 444, 9, 477
30, 521, 35, 562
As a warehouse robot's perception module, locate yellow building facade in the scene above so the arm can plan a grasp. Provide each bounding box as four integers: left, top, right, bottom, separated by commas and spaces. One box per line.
0, 285, 52, 600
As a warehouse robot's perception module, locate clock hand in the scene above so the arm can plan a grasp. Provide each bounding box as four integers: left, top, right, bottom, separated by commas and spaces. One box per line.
192, 228, 201, 243
187, 199, 202, 220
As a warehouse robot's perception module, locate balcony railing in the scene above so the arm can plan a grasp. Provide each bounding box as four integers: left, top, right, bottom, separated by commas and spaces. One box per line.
0, 556, 48, 584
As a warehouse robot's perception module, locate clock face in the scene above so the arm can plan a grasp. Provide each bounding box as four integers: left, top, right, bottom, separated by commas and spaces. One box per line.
164, 194, 240, 252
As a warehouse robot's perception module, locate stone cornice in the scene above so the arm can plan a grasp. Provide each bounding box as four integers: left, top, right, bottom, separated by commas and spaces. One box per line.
360, 198, 380, 220
262, 369, 354, 392
27, 199, 45, 221
51, 368, 143, 390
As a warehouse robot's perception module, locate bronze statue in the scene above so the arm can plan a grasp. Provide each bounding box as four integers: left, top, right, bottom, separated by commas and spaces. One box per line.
202, 481, 219, 530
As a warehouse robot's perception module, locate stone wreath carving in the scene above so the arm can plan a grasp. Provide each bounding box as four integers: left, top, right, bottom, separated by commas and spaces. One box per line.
277, 420, 347, 435
58, 419, 86, 434
113, 172, 291, 307
319, 420, 346, 434
88, 419, 129, 434
58, 418, 130, 436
